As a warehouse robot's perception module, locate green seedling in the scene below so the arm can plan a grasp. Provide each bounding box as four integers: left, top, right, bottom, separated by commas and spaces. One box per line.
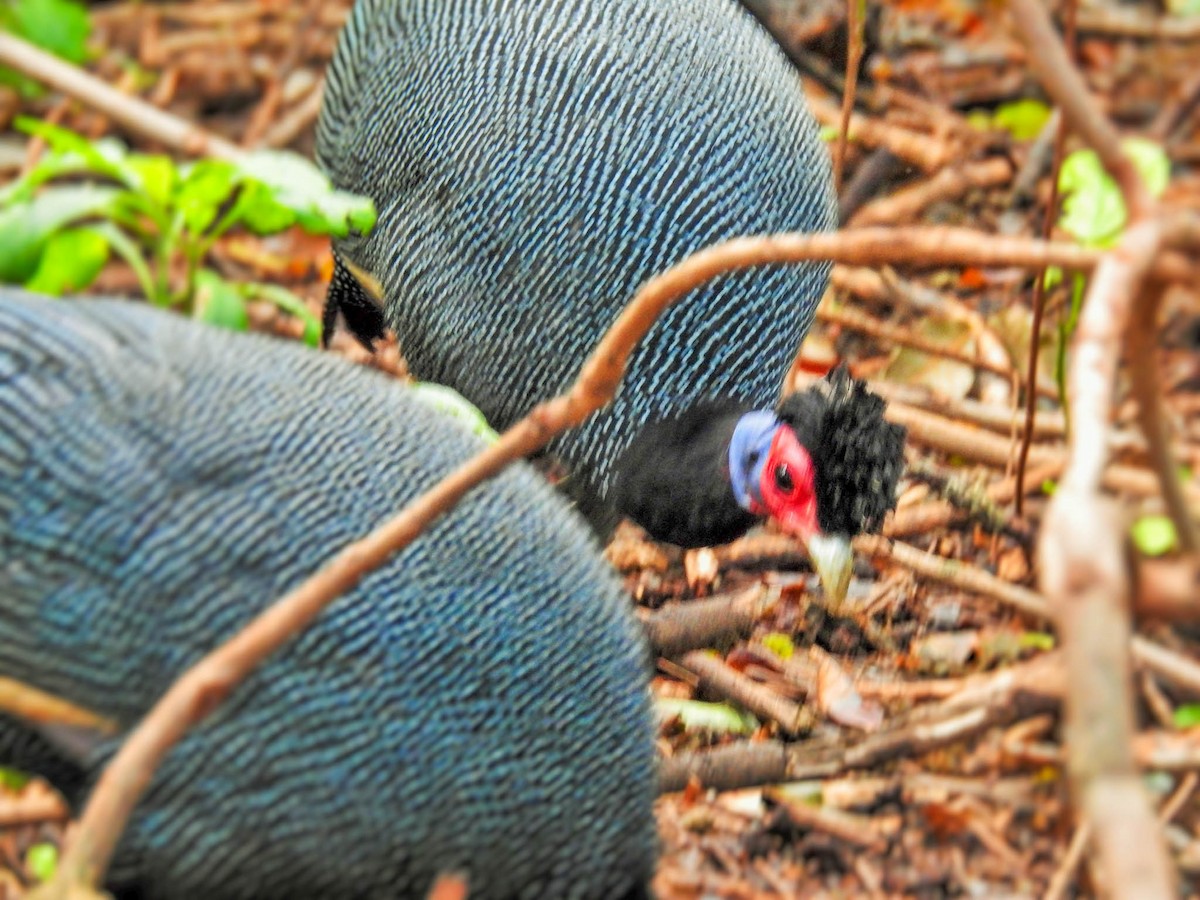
1, 118, 377, 344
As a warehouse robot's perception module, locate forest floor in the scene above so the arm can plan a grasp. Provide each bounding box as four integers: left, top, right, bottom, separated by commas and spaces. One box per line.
1, 0, 1199, 896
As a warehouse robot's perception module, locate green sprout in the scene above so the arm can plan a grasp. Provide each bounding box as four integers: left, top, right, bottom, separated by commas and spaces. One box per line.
0, 118, 377, 345
1048, 138, 1169, 419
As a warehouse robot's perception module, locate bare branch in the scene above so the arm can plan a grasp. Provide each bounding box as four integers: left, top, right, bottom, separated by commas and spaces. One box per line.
1010, 0, 1177, 892
0, 677, 117, 734
0, 32, 240, 159
41, 213, 1196, 894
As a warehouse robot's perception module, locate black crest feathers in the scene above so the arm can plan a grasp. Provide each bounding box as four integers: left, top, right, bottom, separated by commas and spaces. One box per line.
776, 367, 906, 536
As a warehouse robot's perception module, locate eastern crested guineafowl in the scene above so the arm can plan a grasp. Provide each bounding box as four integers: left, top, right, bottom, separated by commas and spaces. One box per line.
316, 0, 905, 597
0, 290, 657, 899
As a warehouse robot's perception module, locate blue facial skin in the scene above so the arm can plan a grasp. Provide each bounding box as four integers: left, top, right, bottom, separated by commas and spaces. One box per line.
728, 410, 779, 514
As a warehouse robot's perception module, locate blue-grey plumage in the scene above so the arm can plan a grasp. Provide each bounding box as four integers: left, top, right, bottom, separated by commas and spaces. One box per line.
316, 0, 837, 503
0, 290, 656, 899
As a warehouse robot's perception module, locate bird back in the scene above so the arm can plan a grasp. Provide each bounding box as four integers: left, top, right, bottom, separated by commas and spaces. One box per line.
317, 0, 837, 500
0, 290, 656, 899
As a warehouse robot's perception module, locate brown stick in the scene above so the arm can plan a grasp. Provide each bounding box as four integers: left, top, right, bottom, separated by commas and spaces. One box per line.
43, 219, 1195, 889
832, 0, 864, 192
847, 158, 1014, 227
810, 97, 960, 172
0, 791, 68, 829
1011, 0, 1175, 893
1129, 283, 1199, 552
0, 32, 239, 159
1015, 20, 1072, 515
640, 585, 776, 657
680, 651, 815, 736
0, 677, 117, 734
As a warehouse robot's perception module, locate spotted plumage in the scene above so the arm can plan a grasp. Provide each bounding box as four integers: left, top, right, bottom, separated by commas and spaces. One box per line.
315, 0, 838, 506
0, 290, 656, 899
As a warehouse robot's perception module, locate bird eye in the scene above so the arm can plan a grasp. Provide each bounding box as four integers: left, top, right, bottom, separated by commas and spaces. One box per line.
773, 463, 794, 493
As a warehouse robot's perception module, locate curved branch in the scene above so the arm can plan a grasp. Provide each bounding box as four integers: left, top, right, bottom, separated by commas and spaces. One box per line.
44, 219, 1194, 893
1010, 0, 1175, 894
1129, 283, 1198, 552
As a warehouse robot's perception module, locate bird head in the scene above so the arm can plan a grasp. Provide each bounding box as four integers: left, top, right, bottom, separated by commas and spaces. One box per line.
728, 367, 905, 604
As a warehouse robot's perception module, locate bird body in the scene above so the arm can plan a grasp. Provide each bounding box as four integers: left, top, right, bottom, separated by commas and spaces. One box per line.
0, 290, 656, 899
317, 0, 838, 507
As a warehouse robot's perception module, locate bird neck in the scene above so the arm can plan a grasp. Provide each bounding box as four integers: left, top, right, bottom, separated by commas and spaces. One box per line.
610, 401, 761, 549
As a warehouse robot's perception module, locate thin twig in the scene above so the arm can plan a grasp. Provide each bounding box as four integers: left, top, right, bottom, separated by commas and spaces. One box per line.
1015, 15, 1072, 514
848, 158, 1013, 227
0, 32, 239, 159
0, 677, 117, 734
1043, 819, 1091, 900
680, 651, 815, 736
832, 0, 864, 191
259, 79, 326, 149
1130, 282, 1199, 552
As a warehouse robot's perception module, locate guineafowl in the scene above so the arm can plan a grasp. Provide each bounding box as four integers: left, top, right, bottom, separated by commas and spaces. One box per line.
316, 0, 903, 597
0, 290, 656, 899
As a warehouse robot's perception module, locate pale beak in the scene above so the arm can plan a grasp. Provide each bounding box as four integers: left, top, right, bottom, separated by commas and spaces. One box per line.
801, 531, 854, 608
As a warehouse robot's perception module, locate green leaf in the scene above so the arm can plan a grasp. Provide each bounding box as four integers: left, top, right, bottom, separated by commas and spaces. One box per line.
193, 270, 249, 332
175, 160, 238, 234
0, 184, 119, 282
966, 109, 994, 132
87, 220, 159, 303
0, 0, 90, 97
1058, 139, 1170, 247
15, 118, 139, 190
1174, 705, 1200, 729
410, 383, 500, 443
1123, 138, 1171, 195
1131, 515, 1178, 557
1058, 150, 1124, 246
25, 226, 109, 294
760, 632, 795, 660
125, 154, 177, 209
0, 147, 91, 206
1018, 631, 1056, 651
26, 842, 58, 883
991, 99, 1051, 141
232, 181, 297, 234
234, 151, 377, 237
1167, 0, 1200, 13
656, 698, 758, 735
